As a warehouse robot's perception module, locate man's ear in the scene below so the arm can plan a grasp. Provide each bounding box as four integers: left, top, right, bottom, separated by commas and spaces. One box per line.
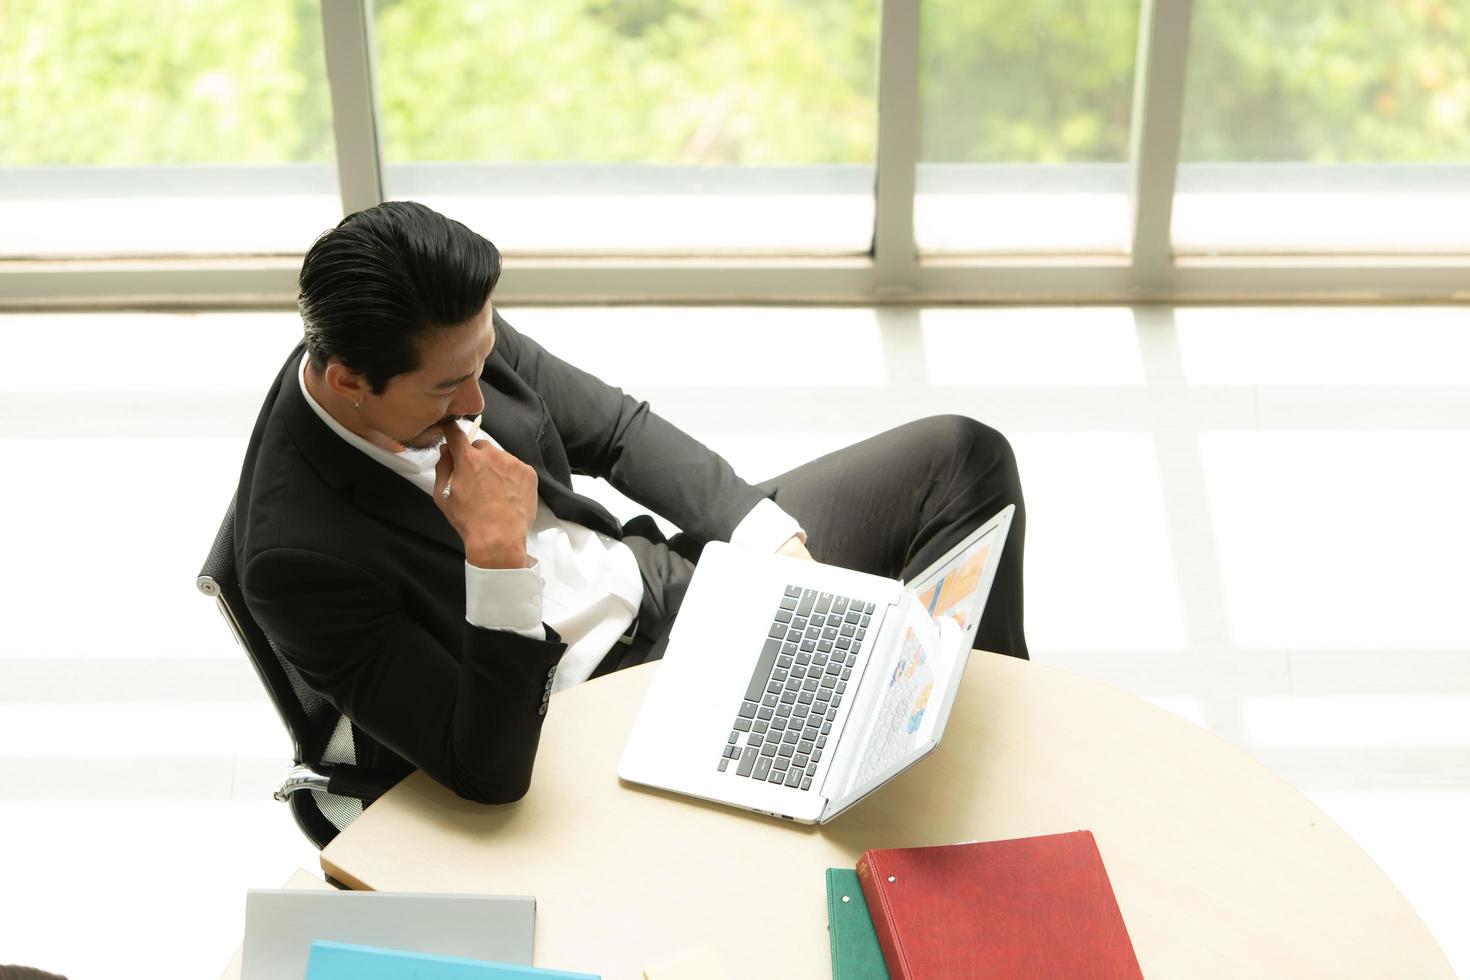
322, 358, 371, 404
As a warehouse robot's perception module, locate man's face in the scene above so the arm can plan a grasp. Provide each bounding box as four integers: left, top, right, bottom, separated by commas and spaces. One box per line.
363, 300, 496, 451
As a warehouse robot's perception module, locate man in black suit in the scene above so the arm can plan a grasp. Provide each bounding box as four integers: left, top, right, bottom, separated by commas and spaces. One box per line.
237, 201, 1027, 805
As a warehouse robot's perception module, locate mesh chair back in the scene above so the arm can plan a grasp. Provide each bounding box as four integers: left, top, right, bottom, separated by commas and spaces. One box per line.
198, 495, 372, 847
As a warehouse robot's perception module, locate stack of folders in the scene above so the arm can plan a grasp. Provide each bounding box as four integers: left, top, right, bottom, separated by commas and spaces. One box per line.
826, 831, 1144, 980
241, 889, 596, 979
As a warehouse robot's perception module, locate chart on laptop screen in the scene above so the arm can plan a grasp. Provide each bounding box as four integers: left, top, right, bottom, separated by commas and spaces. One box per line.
853, 625, 936, 786
916, 542, 992, 631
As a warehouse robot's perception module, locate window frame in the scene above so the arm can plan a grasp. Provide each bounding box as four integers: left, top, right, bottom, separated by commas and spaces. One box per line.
2, 0, 1467, 307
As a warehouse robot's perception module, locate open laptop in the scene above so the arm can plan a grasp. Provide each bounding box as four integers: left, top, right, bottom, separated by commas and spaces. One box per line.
618, 504, 1014, 824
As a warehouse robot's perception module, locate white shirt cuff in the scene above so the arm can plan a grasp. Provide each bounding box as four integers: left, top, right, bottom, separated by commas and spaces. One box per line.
730, 498, 806, 554
464, 555, 547, 640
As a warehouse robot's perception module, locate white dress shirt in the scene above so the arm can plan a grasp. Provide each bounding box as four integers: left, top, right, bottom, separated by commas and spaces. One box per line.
298, 353, 803, 691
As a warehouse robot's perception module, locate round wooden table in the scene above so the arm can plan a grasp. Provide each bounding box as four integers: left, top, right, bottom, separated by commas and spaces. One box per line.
320, 654, 1454, 979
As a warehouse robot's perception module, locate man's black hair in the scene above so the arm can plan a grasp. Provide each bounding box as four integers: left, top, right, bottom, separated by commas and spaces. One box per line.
298, 200, 502, 393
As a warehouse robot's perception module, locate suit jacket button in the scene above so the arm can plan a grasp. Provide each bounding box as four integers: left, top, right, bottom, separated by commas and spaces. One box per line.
537, 704, 548, 717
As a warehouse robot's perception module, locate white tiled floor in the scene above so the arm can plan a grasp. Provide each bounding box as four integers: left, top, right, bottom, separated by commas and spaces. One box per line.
0, 305, 1466, 978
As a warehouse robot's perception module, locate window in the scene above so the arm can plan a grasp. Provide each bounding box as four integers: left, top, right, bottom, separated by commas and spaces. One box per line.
1174, 0, 1470, 254
915, 0, 1140, 255
372, 0, 879, 254
3, 0, 1465, 299
0, 0, 339, 257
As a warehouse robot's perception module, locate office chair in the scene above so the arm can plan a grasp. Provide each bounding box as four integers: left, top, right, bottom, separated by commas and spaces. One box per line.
197, 495, 403, 849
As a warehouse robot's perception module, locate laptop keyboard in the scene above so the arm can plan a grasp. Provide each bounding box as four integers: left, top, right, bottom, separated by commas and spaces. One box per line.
718, 585, 874, 791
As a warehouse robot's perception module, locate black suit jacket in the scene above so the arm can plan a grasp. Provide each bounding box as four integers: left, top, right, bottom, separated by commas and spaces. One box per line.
235, 312, 768, 803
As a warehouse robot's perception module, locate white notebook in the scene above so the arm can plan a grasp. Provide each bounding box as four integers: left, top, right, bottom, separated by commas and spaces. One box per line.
242, 889, 535, 980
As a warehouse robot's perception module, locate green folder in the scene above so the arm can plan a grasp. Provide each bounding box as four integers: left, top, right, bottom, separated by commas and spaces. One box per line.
825, 868, 890, 980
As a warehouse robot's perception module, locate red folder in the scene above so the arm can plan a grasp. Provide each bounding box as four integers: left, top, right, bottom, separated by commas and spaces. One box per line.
856, 831, 1143, 979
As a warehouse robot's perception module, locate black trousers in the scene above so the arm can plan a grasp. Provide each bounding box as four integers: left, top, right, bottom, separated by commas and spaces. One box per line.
597, 415, 1028, 677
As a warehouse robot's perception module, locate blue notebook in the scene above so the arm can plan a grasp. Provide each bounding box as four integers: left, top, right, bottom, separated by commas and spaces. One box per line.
305, 940, 599, 980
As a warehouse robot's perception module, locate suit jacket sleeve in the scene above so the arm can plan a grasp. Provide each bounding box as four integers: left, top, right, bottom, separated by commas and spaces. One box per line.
242, 545, 566, 805
493, 311, 770, 543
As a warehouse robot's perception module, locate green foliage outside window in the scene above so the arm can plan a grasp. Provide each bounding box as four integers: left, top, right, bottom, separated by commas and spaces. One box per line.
0, 0, 1465, 168
1181, 0, 1470, 162
920, 0, 1139, 163
0, 0, 333, 165
372, 0, 879, 164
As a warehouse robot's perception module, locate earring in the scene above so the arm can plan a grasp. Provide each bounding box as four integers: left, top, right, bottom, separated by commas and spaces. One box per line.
354, 399, 362, 409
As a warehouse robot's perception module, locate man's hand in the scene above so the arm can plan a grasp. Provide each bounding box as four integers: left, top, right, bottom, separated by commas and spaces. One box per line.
433, 422, 538, 569
777, 534, 814, 562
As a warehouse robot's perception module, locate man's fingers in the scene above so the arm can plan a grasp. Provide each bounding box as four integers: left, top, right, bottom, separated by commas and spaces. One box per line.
776, 534, 810, 559
441, 420, 473, 452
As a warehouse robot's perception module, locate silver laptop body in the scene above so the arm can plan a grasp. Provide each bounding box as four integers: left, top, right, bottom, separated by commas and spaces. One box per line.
618, 504, 1014, 824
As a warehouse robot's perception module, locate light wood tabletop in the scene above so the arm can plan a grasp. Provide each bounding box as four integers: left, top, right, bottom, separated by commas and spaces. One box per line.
319, 653, 1454, 979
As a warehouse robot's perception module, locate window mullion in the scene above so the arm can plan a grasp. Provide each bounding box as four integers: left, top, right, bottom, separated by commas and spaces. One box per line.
1127, 0, 1194, 288
873, 0, 922, 297
321, 0, 386, 217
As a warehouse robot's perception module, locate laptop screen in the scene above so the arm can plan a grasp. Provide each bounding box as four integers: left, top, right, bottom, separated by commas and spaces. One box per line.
822, 507, 1014, 819
903, 510, 1009, 652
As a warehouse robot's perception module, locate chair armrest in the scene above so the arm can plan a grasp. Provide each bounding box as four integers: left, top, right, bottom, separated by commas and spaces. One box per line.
274, 763, 331, 802
275, 762, 404, 804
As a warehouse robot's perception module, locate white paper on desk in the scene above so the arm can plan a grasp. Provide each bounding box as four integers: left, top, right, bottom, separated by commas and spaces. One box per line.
241, 890, 535, 980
